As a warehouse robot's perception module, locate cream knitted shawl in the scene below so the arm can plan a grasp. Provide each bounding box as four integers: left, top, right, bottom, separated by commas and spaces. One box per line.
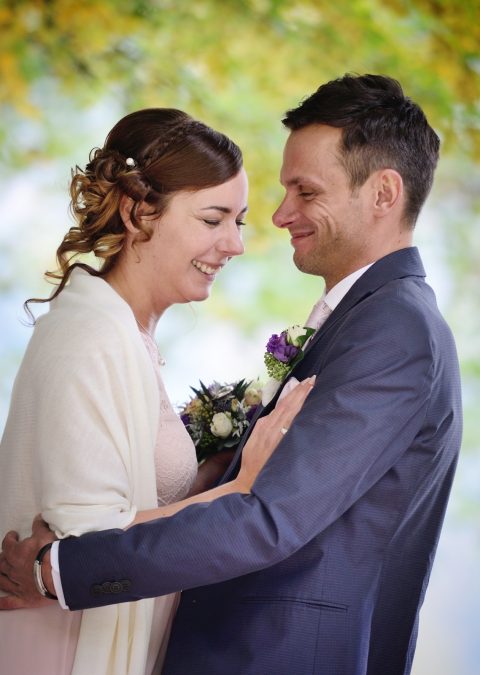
0, 268, 160, 674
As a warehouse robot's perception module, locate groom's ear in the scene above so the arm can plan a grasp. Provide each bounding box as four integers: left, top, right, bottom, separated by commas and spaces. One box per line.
371, 169, 404, 217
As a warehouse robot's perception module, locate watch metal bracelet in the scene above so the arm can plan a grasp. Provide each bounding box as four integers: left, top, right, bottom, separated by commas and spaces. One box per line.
33, 542, 58, 600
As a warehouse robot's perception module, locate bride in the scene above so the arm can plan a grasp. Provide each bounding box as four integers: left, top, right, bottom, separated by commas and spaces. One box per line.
0, 108, 312, 674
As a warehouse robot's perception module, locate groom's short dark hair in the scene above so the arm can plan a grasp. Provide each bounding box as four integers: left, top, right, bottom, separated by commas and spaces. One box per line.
283, 74, 440, 227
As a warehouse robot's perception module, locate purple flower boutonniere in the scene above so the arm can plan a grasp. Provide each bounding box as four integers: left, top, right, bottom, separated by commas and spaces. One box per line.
262, 325, 315, 405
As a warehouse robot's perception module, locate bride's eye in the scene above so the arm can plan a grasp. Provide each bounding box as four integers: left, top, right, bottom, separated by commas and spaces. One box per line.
203, 219, 221, 226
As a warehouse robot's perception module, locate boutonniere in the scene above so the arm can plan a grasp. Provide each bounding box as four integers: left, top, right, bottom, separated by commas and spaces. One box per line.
262, 325, 315, 405
179, 379, 262, 463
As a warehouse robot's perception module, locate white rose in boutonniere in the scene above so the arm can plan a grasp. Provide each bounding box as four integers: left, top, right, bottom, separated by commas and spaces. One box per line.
262, 324, 315, 405
210, 411, 234, 438
286, 325, 312, 347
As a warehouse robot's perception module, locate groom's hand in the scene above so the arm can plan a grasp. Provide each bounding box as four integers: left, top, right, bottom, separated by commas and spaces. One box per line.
0, 515, 57, 609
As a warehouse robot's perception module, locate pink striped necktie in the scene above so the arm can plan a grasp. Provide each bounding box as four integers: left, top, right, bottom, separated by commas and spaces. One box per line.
305, 299, 332, 330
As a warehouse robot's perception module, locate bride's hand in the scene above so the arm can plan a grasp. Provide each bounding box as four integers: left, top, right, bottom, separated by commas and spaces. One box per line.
237, 375, 315, 491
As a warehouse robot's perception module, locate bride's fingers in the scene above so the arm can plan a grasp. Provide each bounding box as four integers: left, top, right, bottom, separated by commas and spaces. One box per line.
278, 375, 315, 409
243, 376, 315, 453
270, 376, 316, 428
253, 379, 314, 444
279, 391, 314, 433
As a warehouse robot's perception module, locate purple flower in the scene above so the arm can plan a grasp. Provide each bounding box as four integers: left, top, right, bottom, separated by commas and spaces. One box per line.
266, 331, 299, 363
246, 405, 259, 422
180, 413, 191, 426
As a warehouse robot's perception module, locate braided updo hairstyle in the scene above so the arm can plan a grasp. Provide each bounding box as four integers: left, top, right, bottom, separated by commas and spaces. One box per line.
25, 108, 243, 318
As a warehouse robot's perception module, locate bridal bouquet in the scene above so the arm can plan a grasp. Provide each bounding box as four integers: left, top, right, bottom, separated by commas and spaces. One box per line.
179, 379, 262, 463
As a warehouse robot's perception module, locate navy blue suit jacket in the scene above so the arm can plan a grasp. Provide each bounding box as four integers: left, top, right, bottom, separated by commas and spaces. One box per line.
59, 247, 462, 675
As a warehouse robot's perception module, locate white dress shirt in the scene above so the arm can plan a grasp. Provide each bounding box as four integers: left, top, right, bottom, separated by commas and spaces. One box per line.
320, 261, 374, 314
277, 262, 374, 401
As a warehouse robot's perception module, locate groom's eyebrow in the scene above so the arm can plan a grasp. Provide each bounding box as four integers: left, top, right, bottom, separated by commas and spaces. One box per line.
200, 206, 249, 214
285, 176, 321, 187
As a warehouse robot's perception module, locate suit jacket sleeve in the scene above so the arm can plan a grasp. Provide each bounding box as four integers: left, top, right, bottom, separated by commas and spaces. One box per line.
59, 291, 437, 610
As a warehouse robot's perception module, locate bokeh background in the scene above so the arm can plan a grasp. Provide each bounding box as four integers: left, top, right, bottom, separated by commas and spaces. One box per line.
1, 1, 479, 672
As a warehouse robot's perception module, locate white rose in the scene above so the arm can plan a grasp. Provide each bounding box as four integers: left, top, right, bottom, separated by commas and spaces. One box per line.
244, 386, 262, 406
210, 412, 233, 438
286, 325, 308, 347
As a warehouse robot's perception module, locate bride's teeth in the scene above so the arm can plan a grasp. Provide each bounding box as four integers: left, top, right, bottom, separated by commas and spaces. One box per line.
193, 260, 217, 275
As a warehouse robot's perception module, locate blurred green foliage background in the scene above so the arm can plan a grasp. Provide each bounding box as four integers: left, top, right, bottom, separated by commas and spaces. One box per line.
1, 1, 479, 672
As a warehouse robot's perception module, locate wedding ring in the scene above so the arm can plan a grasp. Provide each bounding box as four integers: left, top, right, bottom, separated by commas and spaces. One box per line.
280, 426, 288, 435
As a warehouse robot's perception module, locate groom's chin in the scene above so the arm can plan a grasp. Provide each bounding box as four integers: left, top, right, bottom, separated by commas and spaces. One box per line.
293, 253, 321, 277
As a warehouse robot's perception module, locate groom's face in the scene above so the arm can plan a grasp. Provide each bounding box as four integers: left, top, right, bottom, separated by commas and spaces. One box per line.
272, 124, 373, 290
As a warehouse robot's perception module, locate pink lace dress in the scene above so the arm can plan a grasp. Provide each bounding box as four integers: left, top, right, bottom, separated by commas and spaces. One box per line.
142, 333, 198, 674
0, 332, 197, 674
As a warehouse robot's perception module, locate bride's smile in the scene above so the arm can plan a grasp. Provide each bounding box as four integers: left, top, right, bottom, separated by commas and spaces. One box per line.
106, 168, 248, 326
191, 259, 224, 276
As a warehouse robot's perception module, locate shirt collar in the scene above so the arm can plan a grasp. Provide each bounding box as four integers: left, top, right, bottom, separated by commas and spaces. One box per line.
322, 262, 375, 312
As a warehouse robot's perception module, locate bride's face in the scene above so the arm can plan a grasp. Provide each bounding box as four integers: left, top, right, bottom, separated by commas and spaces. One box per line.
133, 169, 248, 314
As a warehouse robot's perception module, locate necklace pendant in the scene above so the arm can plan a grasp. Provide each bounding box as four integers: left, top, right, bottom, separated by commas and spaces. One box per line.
158, 356, 166, 367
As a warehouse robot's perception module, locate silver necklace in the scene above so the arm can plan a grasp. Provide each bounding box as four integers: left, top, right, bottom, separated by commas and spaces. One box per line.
135, 319, 166, 367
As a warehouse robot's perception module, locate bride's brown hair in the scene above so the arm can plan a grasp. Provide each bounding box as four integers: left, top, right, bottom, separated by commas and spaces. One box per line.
25, 108, 243, 320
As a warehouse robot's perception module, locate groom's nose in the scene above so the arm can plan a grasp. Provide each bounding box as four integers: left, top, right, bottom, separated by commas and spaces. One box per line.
272, 195, 296, 229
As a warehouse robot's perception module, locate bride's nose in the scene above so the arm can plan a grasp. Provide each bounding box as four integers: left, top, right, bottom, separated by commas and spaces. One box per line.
218, 223, 245, 257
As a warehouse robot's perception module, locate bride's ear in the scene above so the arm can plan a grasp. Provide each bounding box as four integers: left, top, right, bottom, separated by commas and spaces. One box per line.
119, 195, 139, 234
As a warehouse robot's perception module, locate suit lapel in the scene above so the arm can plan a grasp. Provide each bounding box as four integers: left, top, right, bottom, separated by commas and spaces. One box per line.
296, 246, 425, 361
220, 247, 425, 484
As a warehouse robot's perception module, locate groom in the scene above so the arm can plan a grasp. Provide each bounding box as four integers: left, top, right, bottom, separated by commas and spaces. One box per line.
0, 74, 462, 675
